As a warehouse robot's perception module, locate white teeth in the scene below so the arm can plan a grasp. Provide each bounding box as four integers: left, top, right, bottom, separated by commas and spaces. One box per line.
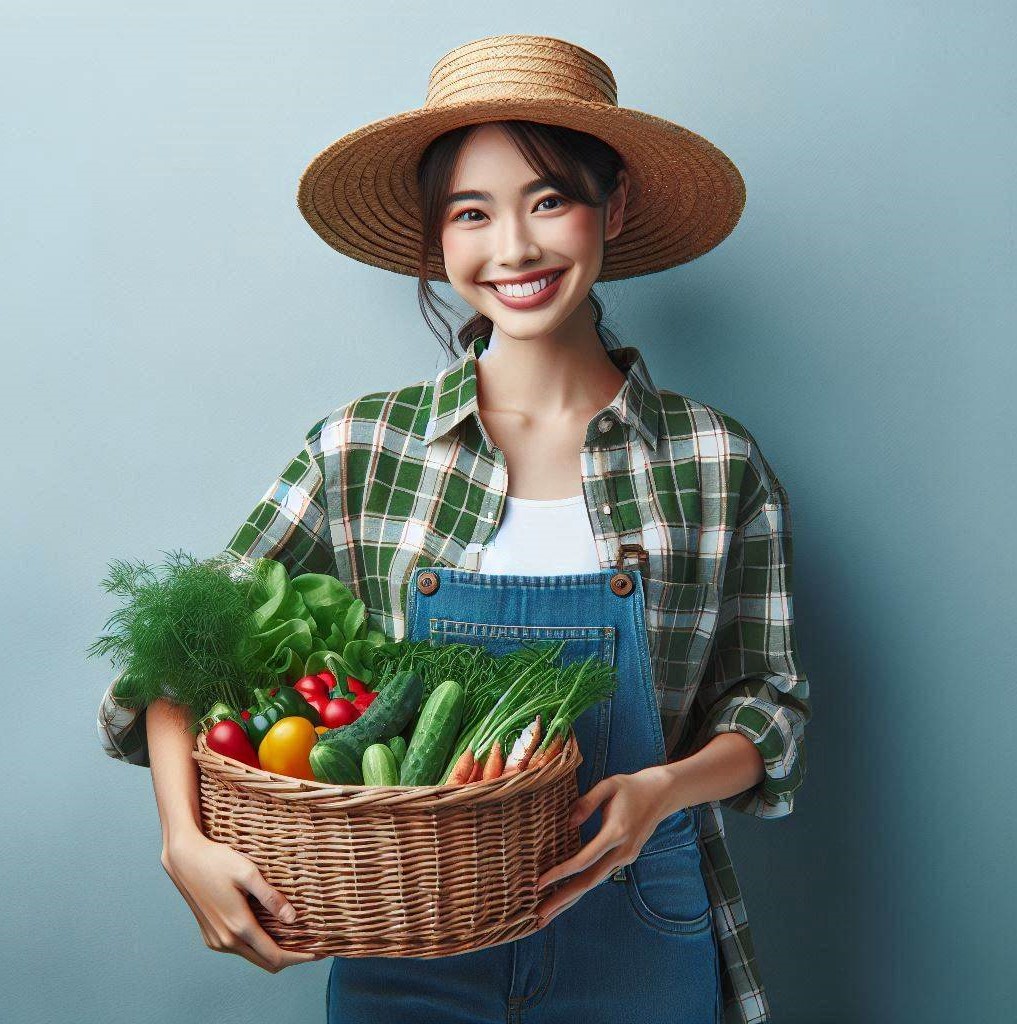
493, 270, 561, 297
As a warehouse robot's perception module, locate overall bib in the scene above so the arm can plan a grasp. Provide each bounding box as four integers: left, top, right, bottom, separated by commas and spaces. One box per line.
327, 565, 723, 1024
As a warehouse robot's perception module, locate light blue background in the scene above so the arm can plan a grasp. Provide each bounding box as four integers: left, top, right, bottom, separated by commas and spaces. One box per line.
4, 3, 1013, 1022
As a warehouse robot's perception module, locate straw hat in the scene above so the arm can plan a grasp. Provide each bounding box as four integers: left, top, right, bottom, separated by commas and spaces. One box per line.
297, 34, 746, 282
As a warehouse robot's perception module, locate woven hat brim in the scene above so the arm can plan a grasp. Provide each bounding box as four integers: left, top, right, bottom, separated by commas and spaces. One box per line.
297, 98, 746, 282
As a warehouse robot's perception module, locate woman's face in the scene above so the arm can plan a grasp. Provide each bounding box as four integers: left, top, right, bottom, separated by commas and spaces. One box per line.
439, 124, 629, 340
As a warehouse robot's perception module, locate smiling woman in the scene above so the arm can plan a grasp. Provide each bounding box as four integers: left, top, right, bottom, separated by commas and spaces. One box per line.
97, 32, 807, 1024
415, 119, 629, 359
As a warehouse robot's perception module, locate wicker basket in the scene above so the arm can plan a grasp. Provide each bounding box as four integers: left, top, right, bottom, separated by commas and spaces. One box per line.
191, 728, 583, 957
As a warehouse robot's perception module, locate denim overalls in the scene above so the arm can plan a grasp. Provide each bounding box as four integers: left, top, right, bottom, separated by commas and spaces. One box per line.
327, 564, 723, 1024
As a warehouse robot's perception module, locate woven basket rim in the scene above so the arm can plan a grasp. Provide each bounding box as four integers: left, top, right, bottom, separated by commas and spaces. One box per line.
192, 726, 582, 803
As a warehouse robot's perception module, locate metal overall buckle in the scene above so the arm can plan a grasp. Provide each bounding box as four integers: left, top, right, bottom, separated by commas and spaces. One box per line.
610, 543, 647, 597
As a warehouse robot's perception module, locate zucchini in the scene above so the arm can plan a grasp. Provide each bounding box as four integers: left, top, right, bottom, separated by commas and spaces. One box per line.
400, 679, 465, 786
362, 743, 400, 786
386, 734, 408, 769
317, 670, 424, 763
309, 740, 363, 785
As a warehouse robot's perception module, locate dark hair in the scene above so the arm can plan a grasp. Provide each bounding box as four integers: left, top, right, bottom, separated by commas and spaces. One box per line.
415, 119, 627, 361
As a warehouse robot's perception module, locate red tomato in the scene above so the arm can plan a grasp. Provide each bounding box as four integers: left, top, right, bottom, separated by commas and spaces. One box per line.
322, 697, 362, 728
353, 691, 379, 712
294, 674, 332, 704
316, 670, 337, 688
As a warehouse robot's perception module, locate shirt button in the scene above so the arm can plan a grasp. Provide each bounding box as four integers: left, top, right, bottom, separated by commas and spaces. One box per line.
601, 503, 612, 515
597, 416, 614, 434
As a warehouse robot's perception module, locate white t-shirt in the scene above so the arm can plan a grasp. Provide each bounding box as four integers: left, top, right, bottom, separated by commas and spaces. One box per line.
477, 493, 601, 574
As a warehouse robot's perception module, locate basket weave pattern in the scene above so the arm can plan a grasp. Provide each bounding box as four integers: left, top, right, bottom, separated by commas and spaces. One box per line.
192, 729, 582, 957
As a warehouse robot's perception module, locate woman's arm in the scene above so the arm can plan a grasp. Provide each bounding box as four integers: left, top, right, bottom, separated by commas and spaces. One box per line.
147, 696, 203, 846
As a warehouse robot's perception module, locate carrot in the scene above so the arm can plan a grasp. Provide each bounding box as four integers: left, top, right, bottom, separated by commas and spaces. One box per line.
529, 732, 564, 771
469, 756, 484, 782
446, 747, 475, 786
483, 738, 504, 780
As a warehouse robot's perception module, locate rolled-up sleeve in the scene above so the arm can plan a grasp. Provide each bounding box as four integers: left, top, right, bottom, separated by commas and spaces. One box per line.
690, 471, 812, 820
95, 420, 336, 768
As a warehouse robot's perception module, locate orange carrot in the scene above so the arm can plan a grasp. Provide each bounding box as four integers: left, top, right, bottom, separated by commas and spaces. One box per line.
529, 732, 564, 771
446, 747, 475, 786
469, 757, 484, 782
483, 739, 504, 780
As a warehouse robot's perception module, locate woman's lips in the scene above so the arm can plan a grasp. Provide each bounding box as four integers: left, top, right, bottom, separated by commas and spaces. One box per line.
483, 269, 566, 309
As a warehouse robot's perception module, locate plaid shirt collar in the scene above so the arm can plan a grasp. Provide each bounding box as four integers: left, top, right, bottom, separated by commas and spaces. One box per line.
423, 330, 664, 450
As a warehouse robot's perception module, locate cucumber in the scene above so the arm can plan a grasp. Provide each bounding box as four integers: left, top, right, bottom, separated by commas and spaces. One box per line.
400, 680, 465, 786
317, 670, 424, 763
362, 743, 400, 786
309, 740, 363, 785
386, 735, 408, 769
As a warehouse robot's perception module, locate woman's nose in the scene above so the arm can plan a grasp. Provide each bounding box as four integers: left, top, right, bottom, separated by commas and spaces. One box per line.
494, 215, 540, 265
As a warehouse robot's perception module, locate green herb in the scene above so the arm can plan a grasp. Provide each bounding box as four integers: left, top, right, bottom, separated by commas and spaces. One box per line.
86, 550, 271, 718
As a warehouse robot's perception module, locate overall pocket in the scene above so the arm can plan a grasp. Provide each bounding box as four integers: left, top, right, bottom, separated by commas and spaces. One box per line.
623, 803, 712, 934
427, 620, 617, 795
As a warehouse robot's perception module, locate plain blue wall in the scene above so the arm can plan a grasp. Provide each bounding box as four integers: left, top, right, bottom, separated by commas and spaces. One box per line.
4, 3, 1013, 1022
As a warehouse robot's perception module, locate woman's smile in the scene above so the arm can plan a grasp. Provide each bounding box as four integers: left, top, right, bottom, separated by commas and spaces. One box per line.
482, 267, 567, 309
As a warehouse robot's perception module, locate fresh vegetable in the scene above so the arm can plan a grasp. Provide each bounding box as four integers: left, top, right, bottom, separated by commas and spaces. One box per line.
446, 747, 475, 786
245, 686, 319, 749
353, 691, 379, 713
321, 696, 361, 728
265, 684, 322, 725
362, 743, 400, 786
503, 714, 542, 775
315, 725, 328, 735
238, 559, 392, 685
345, 675, 368, 696
309, 739, 363, 785
205, 719, 260, 769
399, 680, 465, 786
387, 735, 408, 769
294, 674, 332, 706
482, 738, 504, 780
86, 551, 271, 719
200, 701, 248, 733
311, 671, 424, 785
316, 670, 424, 758
258, 716, 318, 780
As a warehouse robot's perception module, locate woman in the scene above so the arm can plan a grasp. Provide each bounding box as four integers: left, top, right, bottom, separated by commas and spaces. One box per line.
97, 35, 811, 1024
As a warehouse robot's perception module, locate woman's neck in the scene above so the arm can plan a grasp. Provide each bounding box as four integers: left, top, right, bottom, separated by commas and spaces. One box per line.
476, 315, 625, 422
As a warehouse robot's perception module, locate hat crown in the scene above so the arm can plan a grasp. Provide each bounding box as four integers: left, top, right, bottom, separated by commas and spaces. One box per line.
425, 34, 618, 109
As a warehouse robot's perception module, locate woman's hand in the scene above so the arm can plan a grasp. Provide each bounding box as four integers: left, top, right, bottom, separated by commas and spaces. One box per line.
533, 768, 682, 927
161, 832, 328, 972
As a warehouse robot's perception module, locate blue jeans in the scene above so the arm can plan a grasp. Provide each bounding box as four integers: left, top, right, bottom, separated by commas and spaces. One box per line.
327, 567, 722, 1023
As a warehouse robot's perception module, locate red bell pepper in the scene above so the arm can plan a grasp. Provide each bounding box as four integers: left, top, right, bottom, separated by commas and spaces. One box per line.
205, 719, 260, 769
294, 674, 332, 706
346, 675, 369, 696
353, 691, 379, 713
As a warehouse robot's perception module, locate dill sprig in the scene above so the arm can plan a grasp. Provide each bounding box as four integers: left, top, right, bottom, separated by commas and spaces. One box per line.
86, 549, 273, 718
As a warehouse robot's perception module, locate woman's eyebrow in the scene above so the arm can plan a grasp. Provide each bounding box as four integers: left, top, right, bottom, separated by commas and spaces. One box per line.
446, 178, 554, 206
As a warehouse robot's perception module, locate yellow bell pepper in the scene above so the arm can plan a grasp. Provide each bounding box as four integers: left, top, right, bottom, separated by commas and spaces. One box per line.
258, 716, 318, 781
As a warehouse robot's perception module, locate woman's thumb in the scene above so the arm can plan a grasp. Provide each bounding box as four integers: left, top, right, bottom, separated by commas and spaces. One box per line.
238, 865, 297, 923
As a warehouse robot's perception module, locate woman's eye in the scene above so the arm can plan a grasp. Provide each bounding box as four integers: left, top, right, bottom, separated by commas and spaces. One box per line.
449, 195, 568, 224
536, 195, 567, 212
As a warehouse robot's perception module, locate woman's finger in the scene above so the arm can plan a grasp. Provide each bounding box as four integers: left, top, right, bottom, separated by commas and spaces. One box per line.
537, 857, 622, 922
537, 827, 623, 891
234, 859, 299, 925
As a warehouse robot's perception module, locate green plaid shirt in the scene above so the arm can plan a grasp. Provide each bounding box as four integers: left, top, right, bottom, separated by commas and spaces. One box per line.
96, 329, 810, 1024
